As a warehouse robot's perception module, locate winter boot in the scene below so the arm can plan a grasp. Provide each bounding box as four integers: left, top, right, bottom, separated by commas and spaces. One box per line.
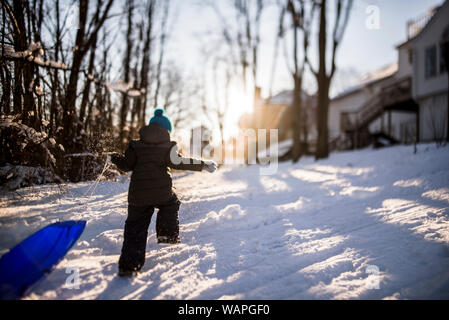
118, 264, 142, 277
157, 235, 180, 245
118, 268, 137, 278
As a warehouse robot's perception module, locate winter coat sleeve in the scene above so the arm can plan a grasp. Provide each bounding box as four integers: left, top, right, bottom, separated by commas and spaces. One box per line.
166, 143, 205, 172
111, 144, 136, 172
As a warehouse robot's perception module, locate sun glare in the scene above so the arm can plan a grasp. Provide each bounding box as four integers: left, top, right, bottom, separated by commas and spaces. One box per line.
224, 86, 255, 139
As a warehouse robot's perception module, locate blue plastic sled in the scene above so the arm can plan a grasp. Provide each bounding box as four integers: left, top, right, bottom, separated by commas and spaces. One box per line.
0, 220, 86, 300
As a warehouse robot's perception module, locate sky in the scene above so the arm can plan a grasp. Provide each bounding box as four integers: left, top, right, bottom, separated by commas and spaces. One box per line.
164, 0, 444, 140
68, 0, 444, 141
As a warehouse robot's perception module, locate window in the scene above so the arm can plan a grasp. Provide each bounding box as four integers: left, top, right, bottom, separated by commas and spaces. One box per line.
408, 48, 413, 65
425, 45, 437, 78
441, 42, 448, 74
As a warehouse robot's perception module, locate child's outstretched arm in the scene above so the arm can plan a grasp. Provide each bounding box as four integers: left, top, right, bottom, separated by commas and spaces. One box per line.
111, 145, 137, 172
166, 143, 217, 173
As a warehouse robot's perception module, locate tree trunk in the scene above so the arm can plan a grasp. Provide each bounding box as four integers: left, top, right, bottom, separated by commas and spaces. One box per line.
119, 0, 134, 150
315, 0, 329, 160
62, 0, 113, 152
13, 0, 35, 127
63, 50, 83, 146
79, 34, 97, 127
153, 0, 170, 111
291, 75, 303, 162
62, 0, 88, 152
49, 0, 61, 136
129, 65, 139, 139
0, 64, 11, 114
31, 0, 44, 130
316, 78, 330, 159
138, 0, 154, 128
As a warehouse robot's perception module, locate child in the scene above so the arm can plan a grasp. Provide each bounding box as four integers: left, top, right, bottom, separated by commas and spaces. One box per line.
111, 109, 217, 277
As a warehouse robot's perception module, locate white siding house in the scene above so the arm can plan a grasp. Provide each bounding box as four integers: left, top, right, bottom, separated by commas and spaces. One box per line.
410, 1, 449, 142
328, 64, 400, 146
328, 2, 448, 149
242, 1, 448, 154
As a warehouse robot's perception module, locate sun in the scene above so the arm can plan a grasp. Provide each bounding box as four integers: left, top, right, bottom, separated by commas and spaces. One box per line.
224, 86, 255, 139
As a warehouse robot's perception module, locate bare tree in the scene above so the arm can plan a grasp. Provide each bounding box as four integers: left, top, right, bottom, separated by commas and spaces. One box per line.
213, 57, 232, 157
136, 0, 155, 129
280, 0, 316, 162
78, 33, 98, 130
198, 53, 234, 163
9, 0, 37, 127
118, 0, 134, 149
204, 0, 265, 164
308, 0, 353, 160
152, 0, 170, 111
159, 62, 198, 132
62, 0, 115, 153
209, 0, 265, 92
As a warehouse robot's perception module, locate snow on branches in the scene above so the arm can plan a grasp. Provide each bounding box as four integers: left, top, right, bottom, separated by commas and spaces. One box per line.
0, 115, 58, 167
1, 42, 146, 98
0, 115, 67, 190
106, 77, 146, 98
0, 42, 68, 70
0, 165, 60, 191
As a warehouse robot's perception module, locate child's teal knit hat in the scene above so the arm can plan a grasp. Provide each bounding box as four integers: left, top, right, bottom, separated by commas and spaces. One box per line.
149, 108, 172, 133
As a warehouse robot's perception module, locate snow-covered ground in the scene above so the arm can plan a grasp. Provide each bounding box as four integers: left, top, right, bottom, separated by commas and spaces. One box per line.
1, 144, 449, 300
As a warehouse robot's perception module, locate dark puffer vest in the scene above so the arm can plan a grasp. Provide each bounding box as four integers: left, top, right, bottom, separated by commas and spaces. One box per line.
113, 123, 205, 207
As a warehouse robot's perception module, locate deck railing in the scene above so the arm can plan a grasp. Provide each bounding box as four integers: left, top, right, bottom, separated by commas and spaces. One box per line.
340, 77, 413, 133
406, 6, 439, 39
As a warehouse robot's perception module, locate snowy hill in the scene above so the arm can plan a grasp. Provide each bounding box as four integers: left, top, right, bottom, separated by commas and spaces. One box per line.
1, 144, 449, 300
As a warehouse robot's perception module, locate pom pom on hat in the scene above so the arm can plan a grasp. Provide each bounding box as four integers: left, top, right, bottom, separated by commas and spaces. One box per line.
154, 109, 164, 117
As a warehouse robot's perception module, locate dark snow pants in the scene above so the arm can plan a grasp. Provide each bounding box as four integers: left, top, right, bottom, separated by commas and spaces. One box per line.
118, 193, 181, 272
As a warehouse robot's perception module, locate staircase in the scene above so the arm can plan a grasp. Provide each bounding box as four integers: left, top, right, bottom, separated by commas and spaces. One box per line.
339, 77, 417, 149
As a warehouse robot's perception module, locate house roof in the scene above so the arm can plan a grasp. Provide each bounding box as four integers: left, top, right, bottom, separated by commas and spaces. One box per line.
331, 63, 398, 102
396, 39, 412, 49
265, 90, 312, 106
265, 63, 397, 106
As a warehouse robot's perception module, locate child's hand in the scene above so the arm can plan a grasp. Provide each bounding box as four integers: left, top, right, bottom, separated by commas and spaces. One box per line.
203, 160, 217, 173
110, 153, 122, 165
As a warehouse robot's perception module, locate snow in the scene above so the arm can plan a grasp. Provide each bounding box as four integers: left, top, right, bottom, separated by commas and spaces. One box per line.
106, 78, 143, 97
0, 115, 57, 170
1, 144, 449, 300
0, 165, 58, 191
106, 79, 134, 93
332, 63, 398, 100
1, 43, 67, 70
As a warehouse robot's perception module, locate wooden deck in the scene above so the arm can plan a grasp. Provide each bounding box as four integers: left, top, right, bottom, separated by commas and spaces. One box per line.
340, 77, 419, 149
